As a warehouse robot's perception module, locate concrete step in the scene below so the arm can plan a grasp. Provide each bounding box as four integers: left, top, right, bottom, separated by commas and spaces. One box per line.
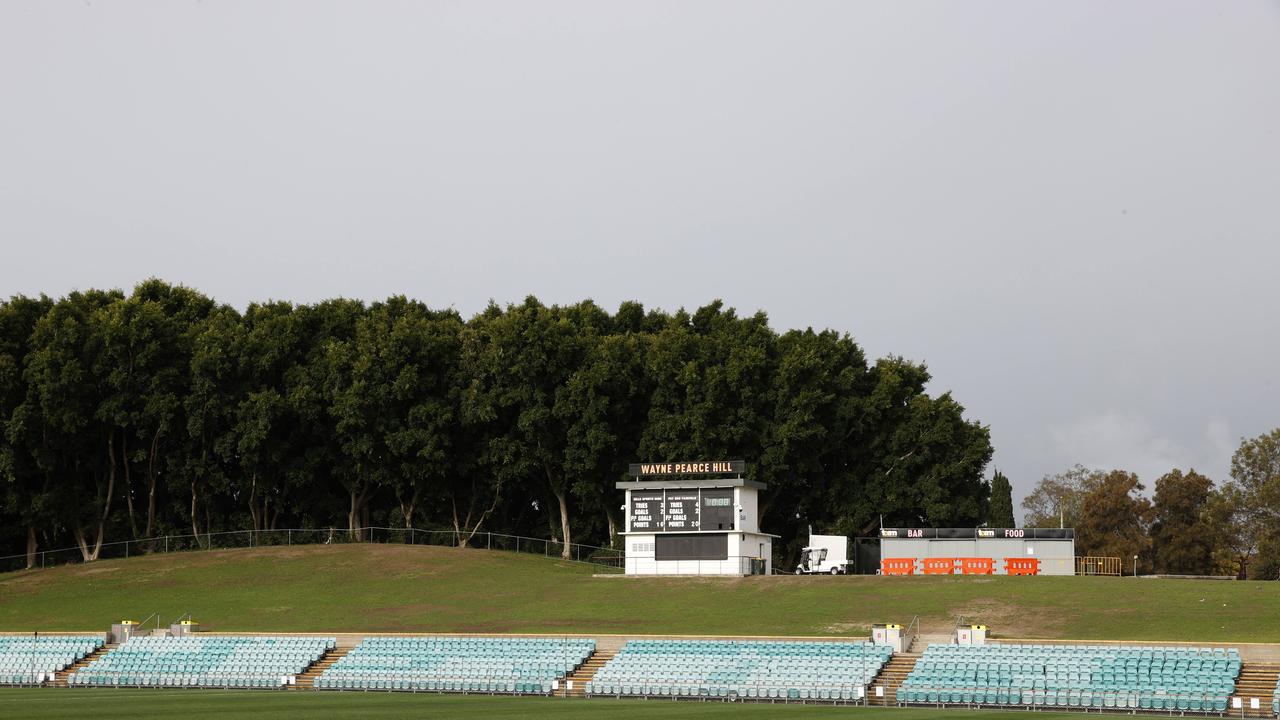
52, 643, 116, 688
291, 646, 351, 690
561, 649, 616, 698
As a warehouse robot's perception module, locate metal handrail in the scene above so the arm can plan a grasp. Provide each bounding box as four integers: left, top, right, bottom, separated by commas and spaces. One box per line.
903, 615, 921, 653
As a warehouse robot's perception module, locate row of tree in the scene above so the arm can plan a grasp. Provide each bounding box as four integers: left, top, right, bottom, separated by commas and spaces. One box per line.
0, 280, 995, 568
1020, 428, 1280, 579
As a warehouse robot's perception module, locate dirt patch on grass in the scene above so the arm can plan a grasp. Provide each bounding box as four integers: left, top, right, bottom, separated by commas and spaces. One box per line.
949, 597, 1062, 638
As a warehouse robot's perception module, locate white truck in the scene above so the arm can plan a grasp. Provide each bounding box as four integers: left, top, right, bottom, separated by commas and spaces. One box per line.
794, 531, 850, 574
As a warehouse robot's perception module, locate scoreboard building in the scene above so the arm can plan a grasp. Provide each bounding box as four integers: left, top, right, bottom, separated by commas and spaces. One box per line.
620, 460, 775, 576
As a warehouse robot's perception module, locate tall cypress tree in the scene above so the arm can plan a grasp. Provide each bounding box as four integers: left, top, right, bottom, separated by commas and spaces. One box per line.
988, 470, 1016, 527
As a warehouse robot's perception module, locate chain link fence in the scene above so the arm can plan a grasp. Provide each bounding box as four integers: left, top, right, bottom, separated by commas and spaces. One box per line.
0, 527, 624, 574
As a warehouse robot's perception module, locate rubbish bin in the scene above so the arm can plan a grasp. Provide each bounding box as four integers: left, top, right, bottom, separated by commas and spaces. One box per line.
956, 624, 988, 646
872, 624, 904, 652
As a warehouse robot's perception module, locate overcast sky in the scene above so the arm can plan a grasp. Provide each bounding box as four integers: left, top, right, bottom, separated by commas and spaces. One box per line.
3, 1, 1278, 519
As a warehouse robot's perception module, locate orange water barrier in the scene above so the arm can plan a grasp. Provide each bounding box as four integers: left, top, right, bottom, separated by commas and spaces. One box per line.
960, 557, 994, 575
1005, 557, 1041, 576
880, 558, 917, 575
922, 557, 956, 575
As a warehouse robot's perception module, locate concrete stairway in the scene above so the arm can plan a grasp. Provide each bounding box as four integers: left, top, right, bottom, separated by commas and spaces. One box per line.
50, 643, 116, 688
560, 648, 616, 698
1234, 662, 1280, 718
867, 652, 919, 706
291, 645, 352, 690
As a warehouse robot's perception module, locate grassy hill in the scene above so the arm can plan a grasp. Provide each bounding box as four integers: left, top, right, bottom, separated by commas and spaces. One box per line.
1, 544, 1277, 641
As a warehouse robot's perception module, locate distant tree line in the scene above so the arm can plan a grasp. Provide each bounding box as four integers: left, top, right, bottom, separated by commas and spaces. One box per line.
0, 280, 995, 568
1021, 428, 1280, 579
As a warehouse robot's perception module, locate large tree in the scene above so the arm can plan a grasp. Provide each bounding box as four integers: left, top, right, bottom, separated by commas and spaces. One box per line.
463, 298, 588, 557
21, 290, 124, 561
987, 470, 1016, 528
1074, 469, 1153, 572
0, 294, 55, 567
1021, 464, 1095, 529
1226, 429, 1280, 579
96, 280, 213, 541
1149, 468, 1214, 575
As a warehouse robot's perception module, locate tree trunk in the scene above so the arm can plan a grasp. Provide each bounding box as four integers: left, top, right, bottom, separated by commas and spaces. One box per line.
553, 488, 571, 560
121, 432, 138, 540
400, 488, 419, 541
145, 428, 160, 540
450, 492, 501, 549
347, 488, 364, 540
25, 526, 38, 569
605, 510, 617, 546
248, 472, 260, 532
190, 480, 201, 546
80, 436, 117, 563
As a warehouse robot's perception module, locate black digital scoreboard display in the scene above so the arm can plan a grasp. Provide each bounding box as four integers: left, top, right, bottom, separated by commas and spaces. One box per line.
629, 488, 735, 532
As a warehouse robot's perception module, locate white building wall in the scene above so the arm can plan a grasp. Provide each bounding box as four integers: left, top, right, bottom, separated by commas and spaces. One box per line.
735, 487, 759, 533
623, 531, 772, 575
880, 537, 1076, 575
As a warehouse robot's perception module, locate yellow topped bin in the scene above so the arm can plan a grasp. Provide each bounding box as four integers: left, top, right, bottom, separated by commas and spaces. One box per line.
872, 623, 904, 652
956, 624, 987, 645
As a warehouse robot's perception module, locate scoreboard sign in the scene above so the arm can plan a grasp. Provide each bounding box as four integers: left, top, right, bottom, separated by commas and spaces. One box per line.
628, 460, 745, 477
629, 488, 735, 532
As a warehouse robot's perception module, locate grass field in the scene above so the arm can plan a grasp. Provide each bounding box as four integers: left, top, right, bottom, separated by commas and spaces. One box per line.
1, 544, 1278, 641
0, 689, 1088, 720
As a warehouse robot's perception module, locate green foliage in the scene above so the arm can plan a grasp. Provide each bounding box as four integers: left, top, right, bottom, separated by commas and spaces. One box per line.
1149, 469, 1214, 575
1020, 465, 1094, 529
1074, 470, 1152, 571
987, 471, 1015, 528
0, 283, 995, 566
1222, 429, 1280, 580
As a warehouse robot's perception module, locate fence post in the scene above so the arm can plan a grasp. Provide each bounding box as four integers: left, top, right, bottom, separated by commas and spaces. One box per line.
165, 536, 169, 554
288, 530, 291, 547
126, 541, 129, 559
487, 533, 491, 551
410, 527, 414, 545
249, 530, 254, 548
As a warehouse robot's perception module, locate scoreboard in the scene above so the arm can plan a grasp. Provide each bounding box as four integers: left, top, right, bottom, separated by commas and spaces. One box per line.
630, 488, 735, 532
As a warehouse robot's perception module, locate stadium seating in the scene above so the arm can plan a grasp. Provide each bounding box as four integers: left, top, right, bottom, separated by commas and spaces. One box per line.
1272, 674, 1279, 716
899, 643, 1240, 713
585, 639, 893, 701
315, 636, 594, 694
0, 635, 103, 685
70, 635, 333, 688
